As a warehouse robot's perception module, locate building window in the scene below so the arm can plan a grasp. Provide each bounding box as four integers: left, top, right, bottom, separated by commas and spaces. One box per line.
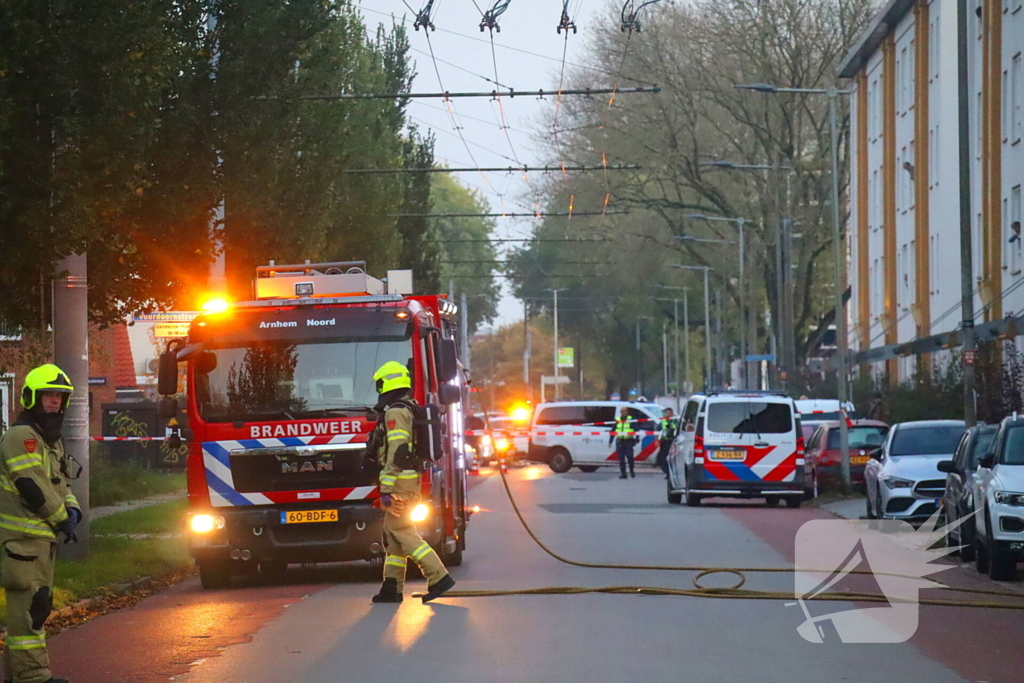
930, 10, 941, 81
930, 234, 939, 295
1013, 53, 1022, 144
897, 47, 906, 113
928, 127, 938, 187
870, 78, 882, 140
1012, 186, 1023, 274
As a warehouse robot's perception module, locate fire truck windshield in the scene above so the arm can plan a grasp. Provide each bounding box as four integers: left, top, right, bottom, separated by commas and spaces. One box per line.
191, 312, 414, 423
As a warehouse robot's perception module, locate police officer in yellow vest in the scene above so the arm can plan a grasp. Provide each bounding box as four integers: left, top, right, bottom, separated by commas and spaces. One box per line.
369, 361, 455, 604
0, 365, 81, 683
608, 406, 637, 479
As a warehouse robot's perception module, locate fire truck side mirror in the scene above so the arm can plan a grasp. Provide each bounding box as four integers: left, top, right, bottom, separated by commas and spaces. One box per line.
157, 397, 178, 419
439, 384, 461, 405
158, 349, 180, 396
436, 338, 459, 383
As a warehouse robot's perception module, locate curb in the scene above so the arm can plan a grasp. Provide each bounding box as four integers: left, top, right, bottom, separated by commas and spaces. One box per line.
52, 575, 155, 621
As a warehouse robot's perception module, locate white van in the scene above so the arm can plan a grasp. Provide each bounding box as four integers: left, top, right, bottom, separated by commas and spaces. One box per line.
668, 391, 804, 507
528, 401, 665, 473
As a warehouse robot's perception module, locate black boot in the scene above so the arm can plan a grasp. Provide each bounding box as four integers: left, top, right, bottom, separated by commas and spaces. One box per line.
371, 578, 403, 603
422, 574, 456, 603
619, 473, 627, 479
44, 678, 71, 683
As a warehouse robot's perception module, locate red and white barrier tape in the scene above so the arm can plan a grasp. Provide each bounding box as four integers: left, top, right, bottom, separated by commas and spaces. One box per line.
91, 436, 168, 441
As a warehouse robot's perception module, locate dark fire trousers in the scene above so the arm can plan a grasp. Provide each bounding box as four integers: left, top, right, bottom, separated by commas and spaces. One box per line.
615, 439, 636, 476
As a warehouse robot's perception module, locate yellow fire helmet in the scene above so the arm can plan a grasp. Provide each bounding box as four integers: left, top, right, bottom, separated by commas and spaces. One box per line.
21, 363, 74, 410
374, 361, 412, 394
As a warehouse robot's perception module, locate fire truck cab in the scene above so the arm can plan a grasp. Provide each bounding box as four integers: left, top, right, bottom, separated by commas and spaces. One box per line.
158, 262, 470, 588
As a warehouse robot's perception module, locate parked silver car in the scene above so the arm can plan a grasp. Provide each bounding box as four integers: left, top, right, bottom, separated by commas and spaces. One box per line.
864, 420, 966, 521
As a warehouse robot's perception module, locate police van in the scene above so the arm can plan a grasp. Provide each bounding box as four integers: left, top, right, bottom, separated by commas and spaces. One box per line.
528, 401, 665, 473
667, 391, 804, 507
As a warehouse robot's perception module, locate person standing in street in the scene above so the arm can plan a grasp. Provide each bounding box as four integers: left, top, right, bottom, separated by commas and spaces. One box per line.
0, 365, 81, 683
655, 408, 678, 477
608, 406, 637, 479
368, 361, 455, 605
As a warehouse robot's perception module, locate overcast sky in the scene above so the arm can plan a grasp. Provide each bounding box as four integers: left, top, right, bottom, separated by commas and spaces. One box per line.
357, 1, 608, 327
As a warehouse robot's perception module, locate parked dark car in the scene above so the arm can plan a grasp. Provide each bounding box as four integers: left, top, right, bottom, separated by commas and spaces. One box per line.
938, 424, 997, 562
803, 419, 889, 495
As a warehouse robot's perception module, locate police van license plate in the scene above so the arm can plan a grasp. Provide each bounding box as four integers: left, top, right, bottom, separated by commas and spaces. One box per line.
281, 509, 339, 524
712, 449, 746, 461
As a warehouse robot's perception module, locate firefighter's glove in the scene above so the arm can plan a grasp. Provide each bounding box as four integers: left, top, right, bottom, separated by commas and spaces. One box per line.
380, 494, 393, 508
56, 509, 80, 540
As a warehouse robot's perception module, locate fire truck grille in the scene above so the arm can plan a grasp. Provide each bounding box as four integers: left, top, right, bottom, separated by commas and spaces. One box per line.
229, 449, 376, 493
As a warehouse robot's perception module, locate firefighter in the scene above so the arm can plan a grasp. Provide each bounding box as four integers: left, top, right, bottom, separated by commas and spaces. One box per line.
655, 408, 678, 477
369, 361, 455, 604
0, 365, 80, 683
608, 406, 637, 479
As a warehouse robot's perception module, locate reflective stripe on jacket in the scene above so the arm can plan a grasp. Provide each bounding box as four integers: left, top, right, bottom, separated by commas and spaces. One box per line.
0, 424, 73, 543
613, 417, 637, 440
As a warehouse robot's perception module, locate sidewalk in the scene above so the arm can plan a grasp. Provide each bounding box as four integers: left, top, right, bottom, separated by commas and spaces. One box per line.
818, 497, 865, 520
90, 491, 184, 520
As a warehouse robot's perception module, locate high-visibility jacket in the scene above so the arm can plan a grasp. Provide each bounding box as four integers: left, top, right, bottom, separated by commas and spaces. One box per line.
0, 423, 76, 543
375, 399, 419, 496
613, 417, 637, 442
659, 417, 678, 442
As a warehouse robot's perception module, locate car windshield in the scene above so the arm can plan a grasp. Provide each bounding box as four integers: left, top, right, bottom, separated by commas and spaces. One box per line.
192, 310, 414, 423
827, 426, 888, 449
890, 424, 965, 456
706, 401, 792, 434
1001, 427, 1024, 465
968, 430, 997, 468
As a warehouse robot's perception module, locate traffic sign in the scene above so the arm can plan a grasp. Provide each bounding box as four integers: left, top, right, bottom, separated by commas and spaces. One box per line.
153, 322, 192, 338
133, 311, 199, 322
557, 347, 575, 368
963, 349, 976, 366
610, 392, 621, 401
541, 375, 571, 385
746, 354, 776, 362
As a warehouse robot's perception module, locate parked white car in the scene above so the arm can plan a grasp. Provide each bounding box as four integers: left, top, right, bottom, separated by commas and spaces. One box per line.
972, 414, 1024, 581
864, 420, 965, 521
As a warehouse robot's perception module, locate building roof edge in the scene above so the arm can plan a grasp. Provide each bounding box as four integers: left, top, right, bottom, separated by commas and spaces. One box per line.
836, 0, 917, 79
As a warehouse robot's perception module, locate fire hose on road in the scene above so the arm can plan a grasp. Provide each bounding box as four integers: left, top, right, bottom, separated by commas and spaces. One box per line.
414, 464, 1024, 611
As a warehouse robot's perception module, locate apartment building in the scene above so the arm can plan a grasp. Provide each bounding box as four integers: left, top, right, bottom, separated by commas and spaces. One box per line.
839, 0, 1024, 380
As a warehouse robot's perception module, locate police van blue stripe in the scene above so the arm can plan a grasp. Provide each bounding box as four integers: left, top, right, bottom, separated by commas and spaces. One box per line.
721, 462, 763, 482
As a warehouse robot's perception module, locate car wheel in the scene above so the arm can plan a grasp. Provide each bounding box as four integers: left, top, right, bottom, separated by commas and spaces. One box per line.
444, 542, 464, 567
579, 465, 599, 473
802, 471, 818, 501
959, 516, 977, 562
990, 544, 1017, 581
976, 526, 991, 575
944, 511, 960, 556
198, 559, 232, 590
667, 478, 682, 505
764, 495, 781, 507
785, 496, 802, 509
547, 447, 572, 473
683, 471, 701, 507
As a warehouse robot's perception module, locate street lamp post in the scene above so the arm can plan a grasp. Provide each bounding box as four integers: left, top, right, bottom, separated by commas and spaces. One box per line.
548, 288, 565, 400
682, 214, 751, 389
670, 265, 712, 390
735, 82, 852, 488
700, 160, 793, 391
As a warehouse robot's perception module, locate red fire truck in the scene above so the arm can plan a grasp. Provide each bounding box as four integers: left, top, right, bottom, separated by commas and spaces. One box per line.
157, 262, 470, 588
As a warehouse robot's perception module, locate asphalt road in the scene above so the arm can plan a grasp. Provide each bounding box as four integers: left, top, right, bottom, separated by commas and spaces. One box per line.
50, 466, 1024, 683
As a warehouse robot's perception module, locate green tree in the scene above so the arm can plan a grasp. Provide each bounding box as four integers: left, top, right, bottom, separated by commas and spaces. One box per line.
431, 173, 500, 332
394, 129, 441, 295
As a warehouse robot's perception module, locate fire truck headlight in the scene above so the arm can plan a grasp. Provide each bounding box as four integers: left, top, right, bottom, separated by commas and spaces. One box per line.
190, 514, 225, 533
410, 503, 430, 523
294, 282, 314, 297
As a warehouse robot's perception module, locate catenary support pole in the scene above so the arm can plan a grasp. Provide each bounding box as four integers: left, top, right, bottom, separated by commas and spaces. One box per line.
684, 292, 690, 394
829, 87, 852, 488
958, 0, 977, 427
552, 289, 560, 400
53, 253, 90, 557
703, 269, 711, 391
460, 292, 470, 371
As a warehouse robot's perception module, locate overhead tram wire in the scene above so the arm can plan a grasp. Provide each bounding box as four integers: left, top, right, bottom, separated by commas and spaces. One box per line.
343, 164, 642, 174
355, 3, 657, 87
391, 211, 627, 218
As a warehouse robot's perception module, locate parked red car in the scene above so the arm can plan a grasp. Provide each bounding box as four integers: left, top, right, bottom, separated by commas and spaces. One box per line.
804, 419, 889, 494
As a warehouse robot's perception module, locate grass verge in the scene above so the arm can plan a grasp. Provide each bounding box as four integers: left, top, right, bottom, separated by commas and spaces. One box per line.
0, 499, 192, 621
90, 462, 186, 507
